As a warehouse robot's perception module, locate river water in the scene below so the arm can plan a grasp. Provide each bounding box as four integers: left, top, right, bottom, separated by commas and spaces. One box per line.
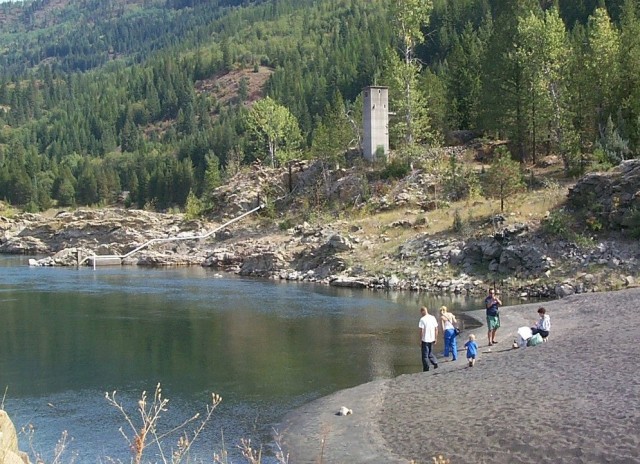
0, 255, 510, 462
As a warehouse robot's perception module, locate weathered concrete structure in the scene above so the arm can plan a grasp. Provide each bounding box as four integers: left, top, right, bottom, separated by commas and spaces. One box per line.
362, 86, 389, 161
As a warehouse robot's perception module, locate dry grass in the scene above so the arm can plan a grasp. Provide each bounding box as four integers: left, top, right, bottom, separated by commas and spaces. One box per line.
21, 424, 74, 464
105, 383, 223, 464
11, 384, 289, 464
104, 384, 289, 464
0, 201, 18, 218
337, 178, 569, 276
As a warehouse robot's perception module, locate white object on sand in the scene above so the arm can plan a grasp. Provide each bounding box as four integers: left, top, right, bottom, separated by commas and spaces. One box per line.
517, 326, 533, 348
337, 406, 353, 416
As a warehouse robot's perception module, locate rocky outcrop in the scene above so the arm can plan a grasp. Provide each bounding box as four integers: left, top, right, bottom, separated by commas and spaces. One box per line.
2, 157, 639, 299
399, 223, 549, 278
568, 159, 640, 229
3, 202, 637, 299
2, 209, 214, 267
0, 410, 30, 464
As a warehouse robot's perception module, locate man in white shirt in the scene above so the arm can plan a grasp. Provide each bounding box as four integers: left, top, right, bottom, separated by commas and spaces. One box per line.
418, 306, 439, 372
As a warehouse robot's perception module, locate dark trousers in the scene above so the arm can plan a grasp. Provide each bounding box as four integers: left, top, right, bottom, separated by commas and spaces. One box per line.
531, 328, 549, 338
421, 341, 438, 371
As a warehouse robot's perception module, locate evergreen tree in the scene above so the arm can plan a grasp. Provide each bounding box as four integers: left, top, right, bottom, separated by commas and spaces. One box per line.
483, 146, 525, 212
444, 18, 491, 131
53, 165, 77, 207
387, 0, 435, 150
121, 112, 142, 153
480, 0, 540, 161
584, 7, 621, 140
203, 152, 222, 197
618, 0, 640, 150
76, 159, 100, 205
516, 6, 574, 166
310, 90, 352, 167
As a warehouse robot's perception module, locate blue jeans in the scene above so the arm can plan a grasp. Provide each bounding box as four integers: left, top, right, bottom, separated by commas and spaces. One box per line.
444, 328, 457, 360
421, 341, 438, 371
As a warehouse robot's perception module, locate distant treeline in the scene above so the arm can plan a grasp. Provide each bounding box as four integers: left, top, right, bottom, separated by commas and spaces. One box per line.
0, 0, 636, 211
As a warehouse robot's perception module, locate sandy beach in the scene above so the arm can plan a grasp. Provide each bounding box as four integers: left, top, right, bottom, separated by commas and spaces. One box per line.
280, 287, 640, 463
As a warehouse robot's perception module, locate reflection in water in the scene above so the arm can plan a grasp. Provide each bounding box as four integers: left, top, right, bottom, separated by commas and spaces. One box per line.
0, 256, 518, 461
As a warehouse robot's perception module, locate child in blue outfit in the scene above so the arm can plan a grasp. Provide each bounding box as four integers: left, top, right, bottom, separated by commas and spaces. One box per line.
464, 334, 478, 367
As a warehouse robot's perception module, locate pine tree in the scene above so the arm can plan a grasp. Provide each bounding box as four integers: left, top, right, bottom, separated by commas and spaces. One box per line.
618, 0, 640, 151
584, 7, 621, 139
483, 146, 525, 213
386, 0, 435, 150
444, 19, 491, 130
53, 165, 77, 207
121, 112, 142, 153
516, 6, 574, 166
480, 0, 540, 161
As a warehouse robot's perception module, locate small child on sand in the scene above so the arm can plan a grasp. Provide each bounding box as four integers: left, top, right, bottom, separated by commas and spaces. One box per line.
464, 334, 478, 367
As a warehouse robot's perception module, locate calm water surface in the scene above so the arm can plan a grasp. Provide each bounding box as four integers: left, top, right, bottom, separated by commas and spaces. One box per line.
0, 255, 510, 462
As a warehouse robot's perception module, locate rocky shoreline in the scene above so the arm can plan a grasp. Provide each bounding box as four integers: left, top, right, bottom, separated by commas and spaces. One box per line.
1, 160, 639, 299
0, 205, 636, 300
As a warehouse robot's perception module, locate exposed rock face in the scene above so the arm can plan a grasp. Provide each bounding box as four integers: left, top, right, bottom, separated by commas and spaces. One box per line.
400, 223, 549, 279
1, 158, 639, 299
1, 209, 213, 267
568, 159, 640, 229
209, 159, 367, 218
555, 283, 576, 298
239, 249, 288, 276
0, 410, 30, 464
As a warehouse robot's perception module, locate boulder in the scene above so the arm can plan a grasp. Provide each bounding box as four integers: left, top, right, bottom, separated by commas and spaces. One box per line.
568, 159, 640, 229
445, 130, 481, 146
329, 277, 368, 288
239, 251, 287, 276
326, 234, 353, 251
0, 410, 30, 464
555, 283, 575, 298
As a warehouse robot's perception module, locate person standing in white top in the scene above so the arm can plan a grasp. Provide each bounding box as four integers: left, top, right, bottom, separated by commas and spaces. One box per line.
418, 306, 439, 372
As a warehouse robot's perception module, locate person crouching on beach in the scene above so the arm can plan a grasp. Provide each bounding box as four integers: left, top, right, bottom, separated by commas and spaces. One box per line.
531, 307, 550, 339
440, 305, 458, 361
485, 288, 502, 346
465, 334, 478, 367
418, 306, 439, 372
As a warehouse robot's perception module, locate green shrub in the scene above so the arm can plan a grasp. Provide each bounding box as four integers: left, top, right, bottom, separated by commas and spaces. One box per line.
380, 158, 411, 180
452, 209, 465, 233
260, 199, 277, 219
278, 217, 294, 230
624, 208, 640, 238
184, 191, 203, 219
585, 214, 603, 232
541, 210, 571, 238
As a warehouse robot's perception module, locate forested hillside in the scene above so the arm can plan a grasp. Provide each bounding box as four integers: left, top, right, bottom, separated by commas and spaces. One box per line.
0, 0, 636, 216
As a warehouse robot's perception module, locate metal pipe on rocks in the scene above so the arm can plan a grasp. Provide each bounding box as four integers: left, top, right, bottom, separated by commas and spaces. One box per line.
80, 204, 264, 268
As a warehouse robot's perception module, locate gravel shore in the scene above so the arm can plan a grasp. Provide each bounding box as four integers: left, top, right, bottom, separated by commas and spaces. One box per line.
280, 287, 640, 463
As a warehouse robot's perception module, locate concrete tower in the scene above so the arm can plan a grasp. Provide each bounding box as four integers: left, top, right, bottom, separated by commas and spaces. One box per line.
362, 86, 389, 161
